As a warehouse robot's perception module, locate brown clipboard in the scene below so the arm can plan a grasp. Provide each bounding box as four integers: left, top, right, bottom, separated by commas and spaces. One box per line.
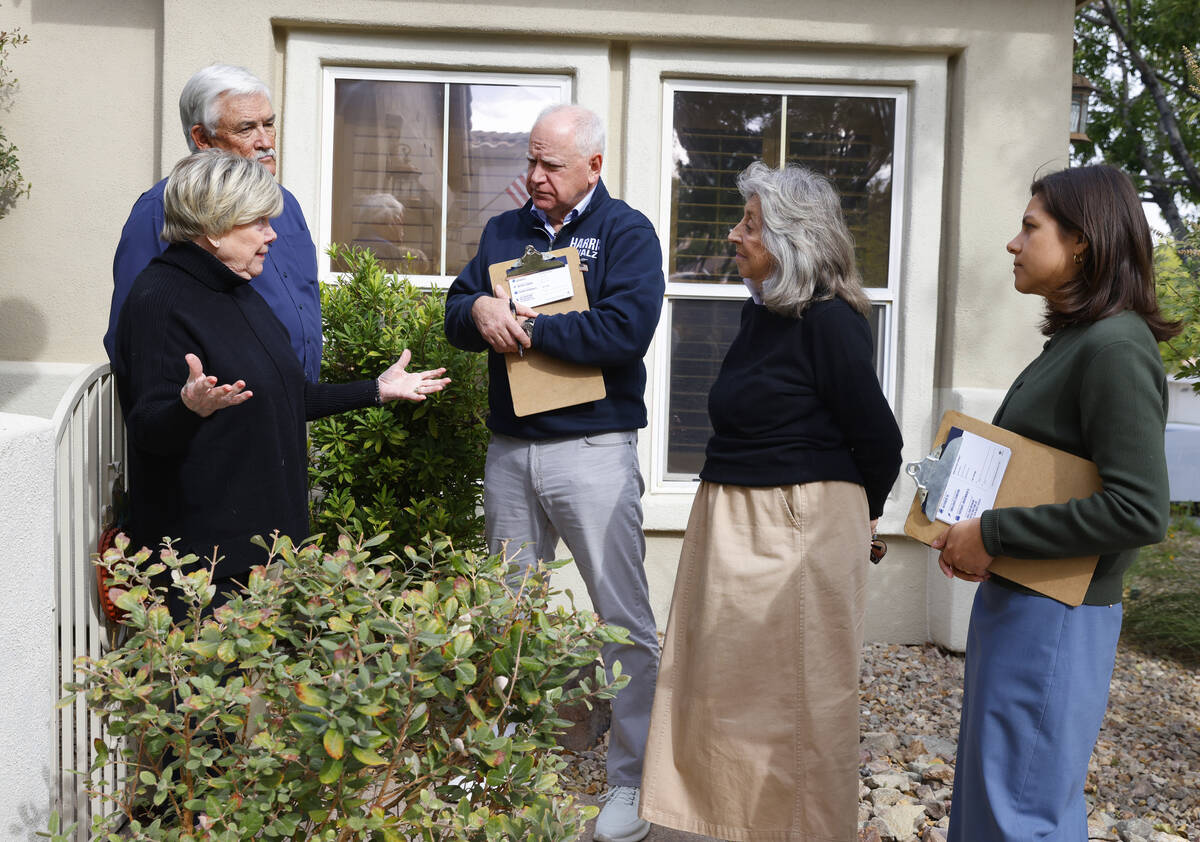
488, 246, 606, 418
904, 410, 1103, 606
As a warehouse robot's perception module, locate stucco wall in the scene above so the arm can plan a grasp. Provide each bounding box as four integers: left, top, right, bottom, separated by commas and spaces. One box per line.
0, 413, 56, 839
0, 0, 161, 364
936, 30, 1073, 395
0, 361, 90, 418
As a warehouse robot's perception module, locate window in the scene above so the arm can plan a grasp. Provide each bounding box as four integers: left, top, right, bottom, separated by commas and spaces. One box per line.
658, 80, 906, 480
321, 67, 570, 281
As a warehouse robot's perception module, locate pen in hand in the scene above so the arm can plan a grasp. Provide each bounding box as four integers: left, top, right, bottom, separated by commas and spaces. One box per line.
509, 297, 524, 357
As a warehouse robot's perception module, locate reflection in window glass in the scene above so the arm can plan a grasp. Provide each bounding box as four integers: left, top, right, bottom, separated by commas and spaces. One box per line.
445, 84, 561, 274
670, 92, 779, 284
668, 90, 894, 288
866, 301, 884, 374
786, 97, 894, 288
331, 79, 445, 275
330, 77, 562, 276
665, 298, 744, 477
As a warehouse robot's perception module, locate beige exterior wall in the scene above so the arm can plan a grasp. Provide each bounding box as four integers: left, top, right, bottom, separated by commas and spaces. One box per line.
0, 0, 161, 365
0, 0, 1079, 644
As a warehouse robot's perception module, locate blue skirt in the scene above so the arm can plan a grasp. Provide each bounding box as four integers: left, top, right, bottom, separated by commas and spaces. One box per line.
947, 580, 1122, 842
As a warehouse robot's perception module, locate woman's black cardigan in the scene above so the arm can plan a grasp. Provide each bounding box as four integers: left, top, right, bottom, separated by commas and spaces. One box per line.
113, 242, 375, 578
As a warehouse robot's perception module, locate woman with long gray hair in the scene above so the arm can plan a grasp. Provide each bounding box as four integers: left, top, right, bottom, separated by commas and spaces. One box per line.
640, 161, 902, 841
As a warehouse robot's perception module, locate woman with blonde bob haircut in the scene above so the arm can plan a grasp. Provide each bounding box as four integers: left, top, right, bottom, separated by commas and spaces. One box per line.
160, 147, 283, 244
641, 161, 902, 841
113, 150, 449, 621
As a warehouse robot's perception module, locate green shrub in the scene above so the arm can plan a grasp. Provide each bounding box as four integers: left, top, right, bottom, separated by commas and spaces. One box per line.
0, 25, 32, 219
1154, 238, 1200, 383
64, 531, 627, 841
311, 245, 489, 559
1122, 512, 1200, 665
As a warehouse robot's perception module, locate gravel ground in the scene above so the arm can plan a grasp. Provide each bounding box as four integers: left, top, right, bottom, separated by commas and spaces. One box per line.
561, 640, 1200, 841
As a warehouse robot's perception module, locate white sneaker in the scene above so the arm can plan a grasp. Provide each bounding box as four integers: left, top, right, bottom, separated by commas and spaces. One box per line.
594, 786, 650, 842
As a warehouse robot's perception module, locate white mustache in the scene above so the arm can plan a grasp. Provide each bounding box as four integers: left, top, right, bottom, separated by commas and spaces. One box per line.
254, 149, 276, 163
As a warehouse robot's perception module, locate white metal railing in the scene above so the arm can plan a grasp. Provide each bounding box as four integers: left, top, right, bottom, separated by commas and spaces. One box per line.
52, 362, 127, 841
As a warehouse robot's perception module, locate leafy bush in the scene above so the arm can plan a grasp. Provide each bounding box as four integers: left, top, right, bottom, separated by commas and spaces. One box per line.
1122, 511, 1200, 666
1151, 47, 1200, 388
64, 531, 627, 841
311, 245, 489, 559
0, 25, 32, 219
1155, 237, 1200, 384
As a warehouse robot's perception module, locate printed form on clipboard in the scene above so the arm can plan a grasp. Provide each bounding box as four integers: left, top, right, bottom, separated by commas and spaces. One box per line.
933, 429, 1012, 525
507, 263, 574, 309
487, 245, 606, 417
903, 410, 1104, 606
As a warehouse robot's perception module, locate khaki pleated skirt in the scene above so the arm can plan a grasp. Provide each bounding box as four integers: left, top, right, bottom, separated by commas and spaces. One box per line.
640, 480, 870, 842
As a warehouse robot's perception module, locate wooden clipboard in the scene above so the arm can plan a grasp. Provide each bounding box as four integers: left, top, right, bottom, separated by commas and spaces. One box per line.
904, 410, 1103, 606
488, 246, 606, 418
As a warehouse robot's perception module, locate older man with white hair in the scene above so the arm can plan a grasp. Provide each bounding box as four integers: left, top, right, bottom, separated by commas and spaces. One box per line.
105, 64, 321, 381
444, 103, 664, 842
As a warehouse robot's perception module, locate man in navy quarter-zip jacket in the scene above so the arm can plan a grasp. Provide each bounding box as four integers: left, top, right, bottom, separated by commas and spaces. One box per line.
444, 104, 663, 842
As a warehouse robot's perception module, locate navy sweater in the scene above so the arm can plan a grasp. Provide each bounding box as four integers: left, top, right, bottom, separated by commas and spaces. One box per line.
443, 180, 665, 438
114, 242, 375, 578
701, 297, 903, 519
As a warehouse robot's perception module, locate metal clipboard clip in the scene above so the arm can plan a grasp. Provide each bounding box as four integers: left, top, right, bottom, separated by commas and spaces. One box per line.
904, 435, 963, 522
506, 244, 566, 278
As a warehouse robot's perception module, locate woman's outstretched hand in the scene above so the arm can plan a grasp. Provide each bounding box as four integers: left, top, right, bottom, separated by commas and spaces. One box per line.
180, 353, 253, 417
377, 349, 451, 402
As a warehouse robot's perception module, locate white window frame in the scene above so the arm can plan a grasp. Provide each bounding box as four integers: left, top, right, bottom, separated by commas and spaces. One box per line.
623, 45, 948, 531
656, 78, 908, 485
318, 66, 572, 287
281, 29, 611, 285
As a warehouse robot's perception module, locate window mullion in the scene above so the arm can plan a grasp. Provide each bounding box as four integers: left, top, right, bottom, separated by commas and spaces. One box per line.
440, 83, 451, 277
779, 94, 788, 167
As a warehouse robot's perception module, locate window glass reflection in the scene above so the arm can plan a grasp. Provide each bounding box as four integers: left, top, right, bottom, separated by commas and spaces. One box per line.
332, 79, 445, 275
445, 84, 560, 274
666, 299, 745, 476
786, 96, 894, 288
670, 92, 780, 284
330, 78, 563, 276
668, 90, 895, 289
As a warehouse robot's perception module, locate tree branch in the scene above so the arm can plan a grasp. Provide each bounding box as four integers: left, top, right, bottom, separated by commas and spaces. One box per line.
1154, 68, 1200, 102
1111, 51, 1188, 240
1139, 137, 1189, 239
1099, 0, 1200, 197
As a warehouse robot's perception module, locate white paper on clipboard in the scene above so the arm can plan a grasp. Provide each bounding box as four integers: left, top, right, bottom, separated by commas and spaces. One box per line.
508, 264, 574, 308
934, 428, 1012, 524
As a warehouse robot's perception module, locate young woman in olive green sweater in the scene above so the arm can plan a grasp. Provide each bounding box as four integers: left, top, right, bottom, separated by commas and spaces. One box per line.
932, 166, 1179, 842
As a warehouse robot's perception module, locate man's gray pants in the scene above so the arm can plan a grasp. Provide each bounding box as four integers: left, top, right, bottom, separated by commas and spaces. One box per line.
484, 431, 659, 787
